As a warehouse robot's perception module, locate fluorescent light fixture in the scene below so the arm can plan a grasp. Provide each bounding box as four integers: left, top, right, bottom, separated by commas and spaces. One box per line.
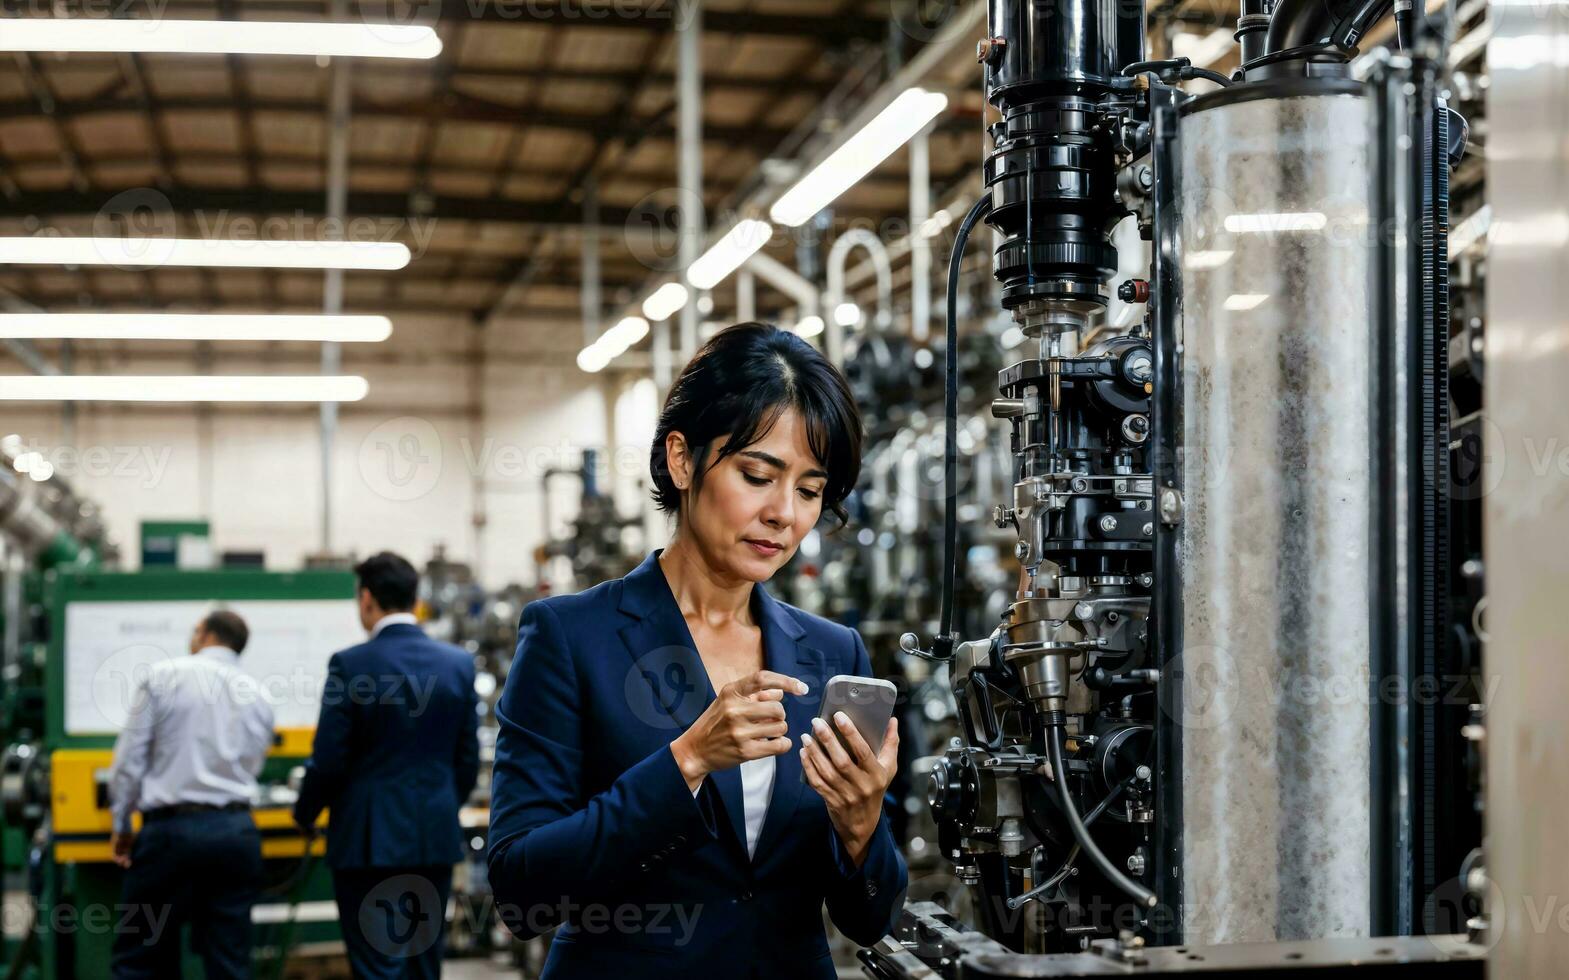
0, 313, 392, 342
769, 88, 950, 227
28, 460, 52, 482
0, 238, 411, 270
833, 302, 861, 327
576, 345, 612, 374
0, 19, 442, 59
601, 316, 650, 354
1222, 212, 1328, 234
1185, 249, 1234, 270
687, 220, 773, 291
0, 376, 369, 402
1223, 293, 1270, 311
12, 450, 42, 474
641, 282, 689, 322
794, 315, 825, 339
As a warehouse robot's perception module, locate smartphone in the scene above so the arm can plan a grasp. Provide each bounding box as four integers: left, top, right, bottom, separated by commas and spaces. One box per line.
813, 674, 897, 756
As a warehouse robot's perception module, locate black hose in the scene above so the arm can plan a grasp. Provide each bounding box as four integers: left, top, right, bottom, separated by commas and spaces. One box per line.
936, 193, 994, 660
1187, 68, 1234, 87
1046, 725, 1157, 909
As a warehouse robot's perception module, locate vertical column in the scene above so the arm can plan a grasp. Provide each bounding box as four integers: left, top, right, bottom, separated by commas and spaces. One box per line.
1486, 0, 1569, 972
319, 6, 350, 554
910, 126, 932, 342
678, 0, 703, 363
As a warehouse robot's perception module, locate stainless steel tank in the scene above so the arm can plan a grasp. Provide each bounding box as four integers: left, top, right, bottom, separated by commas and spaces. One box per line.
1174, 83, 1374, 945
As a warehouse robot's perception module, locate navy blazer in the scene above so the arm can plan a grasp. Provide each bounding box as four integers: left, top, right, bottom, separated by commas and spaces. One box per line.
488, 551, 908, 979
295, 622, 480, 870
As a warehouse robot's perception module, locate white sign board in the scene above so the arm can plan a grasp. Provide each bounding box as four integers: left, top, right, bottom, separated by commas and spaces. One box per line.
64, 599, 363, 735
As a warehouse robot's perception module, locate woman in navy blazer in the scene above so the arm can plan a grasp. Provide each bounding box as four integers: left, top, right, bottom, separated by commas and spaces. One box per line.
488, 323, 907, 978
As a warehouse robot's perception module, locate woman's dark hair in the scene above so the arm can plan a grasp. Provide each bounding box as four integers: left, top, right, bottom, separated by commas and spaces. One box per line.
651, 322, 863, 528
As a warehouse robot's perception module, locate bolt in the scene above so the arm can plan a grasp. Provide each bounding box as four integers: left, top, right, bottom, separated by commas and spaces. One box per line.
1126, 852, 1146, 876
1136, 765, 1152, 781
1099, 515, 1118, 533
1071, 477, 1089, 493
1142, 522, 1154, 536
993, 505, 1013, 528
1014, 540, 1030, 561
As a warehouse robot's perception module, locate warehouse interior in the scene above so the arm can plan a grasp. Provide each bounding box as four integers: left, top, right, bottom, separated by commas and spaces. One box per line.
0, 0, 1561, 976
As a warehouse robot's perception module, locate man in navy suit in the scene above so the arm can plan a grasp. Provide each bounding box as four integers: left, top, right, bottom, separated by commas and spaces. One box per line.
295, 551, 480, 979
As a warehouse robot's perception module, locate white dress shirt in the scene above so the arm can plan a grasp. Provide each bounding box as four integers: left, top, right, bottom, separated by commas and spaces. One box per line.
369, 611, 419, 638
691, 757, 776, 859
108, 646, 276, 833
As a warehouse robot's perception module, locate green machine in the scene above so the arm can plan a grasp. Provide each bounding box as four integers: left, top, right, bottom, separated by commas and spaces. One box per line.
7, 566, 361, 979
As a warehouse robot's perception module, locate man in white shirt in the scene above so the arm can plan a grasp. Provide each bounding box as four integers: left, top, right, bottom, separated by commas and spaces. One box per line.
107, 610, 276, 980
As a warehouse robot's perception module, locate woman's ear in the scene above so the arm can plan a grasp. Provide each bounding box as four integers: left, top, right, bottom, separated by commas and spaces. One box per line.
665, 430, 692, 492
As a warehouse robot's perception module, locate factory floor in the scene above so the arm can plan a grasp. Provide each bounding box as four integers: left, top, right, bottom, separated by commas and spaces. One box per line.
439, 956, 865, 978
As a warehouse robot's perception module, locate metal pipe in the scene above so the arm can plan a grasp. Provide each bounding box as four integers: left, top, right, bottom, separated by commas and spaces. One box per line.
736, 267, 756, 322
582, 176, 601, 348
677, 0, 703, 363
319, 3, 350, 554
825, 230, 892, 367
909, 125, 933, 342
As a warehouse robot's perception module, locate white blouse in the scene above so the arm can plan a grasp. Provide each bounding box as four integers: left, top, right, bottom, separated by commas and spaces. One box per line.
691, 756, 777, 859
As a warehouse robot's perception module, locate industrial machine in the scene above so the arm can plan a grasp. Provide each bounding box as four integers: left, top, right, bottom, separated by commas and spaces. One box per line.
12, 567, 362, 978
534, 448, 645, 595
863, 0, 1485, 973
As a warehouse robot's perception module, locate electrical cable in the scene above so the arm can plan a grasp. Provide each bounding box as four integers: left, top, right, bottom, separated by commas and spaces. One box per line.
1046, 725, 1157, 908
933, 193, 994, 662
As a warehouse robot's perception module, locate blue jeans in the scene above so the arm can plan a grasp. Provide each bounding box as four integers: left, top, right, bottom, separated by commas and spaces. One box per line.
112, 809, 262, 979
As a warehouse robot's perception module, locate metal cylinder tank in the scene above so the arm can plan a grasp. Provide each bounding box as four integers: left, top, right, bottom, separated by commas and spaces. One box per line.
1174, 82, 1373, 945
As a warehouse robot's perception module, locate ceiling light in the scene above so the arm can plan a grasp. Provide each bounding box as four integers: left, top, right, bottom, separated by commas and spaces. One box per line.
0, 313, 392, 342
833, 302, 861, 327
641, 282, 689, 322
794, 315, 825, 339
27, 460, 53, 482
601, 316, 650, 355
0, 376, 369, 402
0, 19, 441, 59
770, 88, 950, 227
687, 220, 773, 291
0, 238, 411, 270
576, 344, 612, 374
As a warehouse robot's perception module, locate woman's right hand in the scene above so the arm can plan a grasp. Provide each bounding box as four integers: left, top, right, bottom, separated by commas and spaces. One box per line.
670, 670, 807, 790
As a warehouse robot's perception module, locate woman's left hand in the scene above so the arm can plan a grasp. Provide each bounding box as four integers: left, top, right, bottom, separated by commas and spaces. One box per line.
800, 714, 899, 869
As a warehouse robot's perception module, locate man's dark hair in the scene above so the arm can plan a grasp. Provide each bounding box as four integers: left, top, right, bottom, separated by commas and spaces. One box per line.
651, 322, 864, 528
201, 610, 249, 655
354, 551, 420, 612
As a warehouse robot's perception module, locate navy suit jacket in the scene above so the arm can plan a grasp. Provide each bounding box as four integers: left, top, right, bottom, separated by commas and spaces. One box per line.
487, 551, 908, 979
295, 622, 480, 870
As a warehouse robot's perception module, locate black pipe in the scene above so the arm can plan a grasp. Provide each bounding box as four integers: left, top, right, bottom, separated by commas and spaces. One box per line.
1046, 723, 1157, 909
1264, 0, 1394, 54
934, 193, 994, 662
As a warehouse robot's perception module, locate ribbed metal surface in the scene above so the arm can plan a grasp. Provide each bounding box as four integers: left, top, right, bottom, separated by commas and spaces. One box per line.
1175, 91, 1374, 944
